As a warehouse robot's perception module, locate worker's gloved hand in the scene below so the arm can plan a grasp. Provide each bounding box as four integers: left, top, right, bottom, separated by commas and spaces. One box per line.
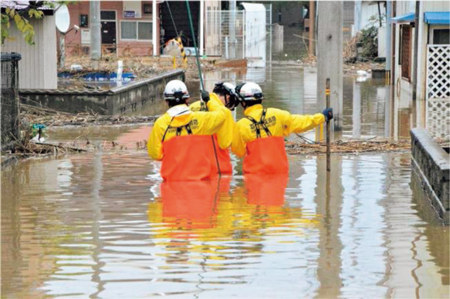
200, 90, 210, 103
322, 108, 333, 122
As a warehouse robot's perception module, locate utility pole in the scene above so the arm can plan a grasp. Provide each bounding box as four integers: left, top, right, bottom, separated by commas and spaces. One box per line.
308, 0, 315, 56
317, 1, 343, 133
90, 1, 101, 61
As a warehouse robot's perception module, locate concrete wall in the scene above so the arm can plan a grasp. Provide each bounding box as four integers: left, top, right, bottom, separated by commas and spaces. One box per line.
63, 1, 156, 57
1, 16, 57, 89
19, 70, 184, 115
411, 128, 450, 224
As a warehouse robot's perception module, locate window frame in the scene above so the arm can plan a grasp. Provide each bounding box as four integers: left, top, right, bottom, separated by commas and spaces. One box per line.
430, 25, 450, 45
119, 20, 153, 42
400, 24, 412, 81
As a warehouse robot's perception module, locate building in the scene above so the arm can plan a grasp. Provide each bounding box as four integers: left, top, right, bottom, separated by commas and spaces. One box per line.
63, 1, 160, 57
1, 2, 57, 89
391, 2, 449, 140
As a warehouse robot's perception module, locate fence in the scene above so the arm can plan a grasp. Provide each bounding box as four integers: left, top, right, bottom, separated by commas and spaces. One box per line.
426, 45, 450, 140
205, 7, 272, 61
1, 52, 21, 150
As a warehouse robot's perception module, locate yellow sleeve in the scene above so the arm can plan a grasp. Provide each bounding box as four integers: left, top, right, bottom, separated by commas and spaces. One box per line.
216, 108, 234, 149
231, 121, 247, 157
283, 112, 325, 135
195, 94, 227, 135
147, 120, 164, 161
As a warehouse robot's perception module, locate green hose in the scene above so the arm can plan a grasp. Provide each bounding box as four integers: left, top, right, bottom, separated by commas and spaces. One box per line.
185, 1, 205, 90
185, 1, 221, 176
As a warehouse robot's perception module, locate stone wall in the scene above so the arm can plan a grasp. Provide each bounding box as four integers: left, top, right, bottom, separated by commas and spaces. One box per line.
19, 69, 184, 115
411, 128, 450, 224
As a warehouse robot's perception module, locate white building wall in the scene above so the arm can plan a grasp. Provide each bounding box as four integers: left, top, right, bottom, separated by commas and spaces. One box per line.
2, 15, 58, 90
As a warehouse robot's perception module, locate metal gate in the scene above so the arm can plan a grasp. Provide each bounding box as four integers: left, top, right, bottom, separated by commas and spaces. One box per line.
426, 45, 450, 140
205, 6, 272, 60
205, 10, 245, 59
1, 52, 21, 150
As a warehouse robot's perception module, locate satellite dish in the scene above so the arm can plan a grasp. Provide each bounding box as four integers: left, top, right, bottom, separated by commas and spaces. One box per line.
55, 5, 70, 33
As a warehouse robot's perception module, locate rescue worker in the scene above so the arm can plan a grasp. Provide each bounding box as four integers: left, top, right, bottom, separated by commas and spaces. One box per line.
232, 82, 333, 174
147, 80, 228, 181
189, 82, 237, 174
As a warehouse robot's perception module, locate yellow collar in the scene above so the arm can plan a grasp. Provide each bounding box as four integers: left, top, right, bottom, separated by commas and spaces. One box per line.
244, 104, 263, 116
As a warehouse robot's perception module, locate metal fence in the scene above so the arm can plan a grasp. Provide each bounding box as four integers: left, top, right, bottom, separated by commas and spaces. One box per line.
205, 7, 272, 61
1, 52, 21, 150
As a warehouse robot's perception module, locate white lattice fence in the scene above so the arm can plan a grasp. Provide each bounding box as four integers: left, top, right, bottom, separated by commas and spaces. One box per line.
426, 45, 450, 140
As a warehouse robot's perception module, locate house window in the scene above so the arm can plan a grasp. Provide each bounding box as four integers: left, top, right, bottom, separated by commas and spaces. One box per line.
121, 21, 152, 41
101, 11, 116, 20
432, 29, 450, 45
400, 25, 412, 81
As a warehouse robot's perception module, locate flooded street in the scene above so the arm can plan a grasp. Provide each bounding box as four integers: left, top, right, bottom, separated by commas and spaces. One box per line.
2, 66, 448, 298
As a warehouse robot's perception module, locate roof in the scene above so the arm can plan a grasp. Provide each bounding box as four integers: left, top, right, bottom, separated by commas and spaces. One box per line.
424, 12, 450, 25
392, 12, 415, 23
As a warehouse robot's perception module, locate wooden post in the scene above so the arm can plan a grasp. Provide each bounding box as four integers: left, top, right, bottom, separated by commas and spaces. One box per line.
326, 78, 331, 172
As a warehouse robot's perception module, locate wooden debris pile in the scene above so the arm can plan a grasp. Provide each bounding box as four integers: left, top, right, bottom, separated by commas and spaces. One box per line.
20, 103, 157, 127
286, 139, 411, 155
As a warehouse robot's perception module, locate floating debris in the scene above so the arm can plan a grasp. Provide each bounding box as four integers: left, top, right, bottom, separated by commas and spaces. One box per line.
286, 139, 410, 155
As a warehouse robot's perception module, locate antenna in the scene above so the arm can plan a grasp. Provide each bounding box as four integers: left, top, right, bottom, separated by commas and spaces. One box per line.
55, 5, 70, 34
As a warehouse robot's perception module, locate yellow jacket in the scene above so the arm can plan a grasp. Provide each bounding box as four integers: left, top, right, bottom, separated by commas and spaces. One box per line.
232, 104, 325, 157
148, 95, 228, 160
189, 93, 234, 150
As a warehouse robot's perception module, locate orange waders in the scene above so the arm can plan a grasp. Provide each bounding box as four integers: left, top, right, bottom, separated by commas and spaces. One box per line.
243, 109, 289, 175
197, 102, 233, 175
161, 122, 214, 181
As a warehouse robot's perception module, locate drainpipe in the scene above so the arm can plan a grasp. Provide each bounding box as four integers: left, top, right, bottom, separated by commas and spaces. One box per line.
412, 1, 420, 128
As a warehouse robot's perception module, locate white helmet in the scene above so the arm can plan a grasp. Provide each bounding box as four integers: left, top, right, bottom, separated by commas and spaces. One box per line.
237, 82, 264, 101
164, 80, 190, 101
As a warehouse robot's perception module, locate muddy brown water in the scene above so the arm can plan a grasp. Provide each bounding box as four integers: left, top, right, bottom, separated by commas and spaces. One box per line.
2, 66, 448, 298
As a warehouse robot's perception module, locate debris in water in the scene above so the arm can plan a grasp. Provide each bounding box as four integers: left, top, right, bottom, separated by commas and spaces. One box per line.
285, 139, 410, 155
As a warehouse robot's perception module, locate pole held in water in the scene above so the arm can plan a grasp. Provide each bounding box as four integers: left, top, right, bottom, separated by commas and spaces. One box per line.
326, 78, 331, 172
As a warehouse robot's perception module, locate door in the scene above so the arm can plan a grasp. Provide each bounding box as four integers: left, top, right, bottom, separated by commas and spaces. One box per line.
101, 22, 116, 44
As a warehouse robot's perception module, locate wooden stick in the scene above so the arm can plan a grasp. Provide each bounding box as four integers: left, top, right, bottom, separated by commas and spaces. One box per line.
326, 78, 331, 172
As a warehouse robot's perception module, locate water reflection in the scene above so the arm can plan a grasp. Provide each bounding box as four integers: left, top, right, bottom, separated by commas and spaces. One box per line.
2, 149, 448, 298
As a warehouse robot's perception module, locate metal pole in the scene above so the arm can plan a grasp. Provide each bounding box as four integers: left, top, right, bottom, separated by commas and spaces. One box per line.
152, 0, 157, 56
199, 0, 204, 56
230, 0, 236, 59
309, 0, 315, 56
326, 78, 331, 172
412, 1, 420, 128
90, 1, 101, 61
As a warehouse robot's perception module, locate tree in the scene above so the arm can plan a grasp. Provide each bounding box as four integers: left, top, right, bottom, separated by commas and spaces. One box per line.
1, 1, 73, 45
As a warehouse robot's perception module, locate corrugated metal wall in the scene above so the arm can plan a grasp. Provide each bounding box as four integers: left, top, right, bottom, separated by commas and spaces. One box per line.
2, 16, 57, 90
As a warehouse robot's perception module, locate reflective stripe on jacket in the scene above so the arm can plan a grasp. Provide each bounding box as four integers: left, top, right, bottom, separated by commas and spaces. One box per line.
232, 104, 325, 174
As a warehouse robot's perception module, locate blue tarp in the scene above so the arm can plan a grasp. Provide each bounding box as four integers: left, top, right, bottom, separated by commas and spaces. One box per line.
392, 12, 415, 23
424, 12, 450, 25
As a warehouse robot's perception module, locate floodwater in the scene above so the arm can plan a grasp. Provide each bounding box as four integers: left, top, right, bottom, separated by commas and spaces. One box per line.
2, 66, 448, 298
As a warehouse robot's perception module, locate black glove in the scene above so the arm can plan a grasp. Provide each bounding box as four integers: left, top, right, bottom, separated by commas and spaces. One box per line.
200, 90, 210, 103
322, 108, 333, 122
